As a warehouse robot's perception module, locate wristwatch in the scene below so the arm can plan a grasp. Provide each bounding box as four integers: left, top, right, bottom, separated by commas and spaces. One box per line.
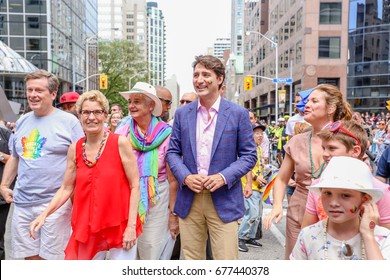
0, 153, 4, 161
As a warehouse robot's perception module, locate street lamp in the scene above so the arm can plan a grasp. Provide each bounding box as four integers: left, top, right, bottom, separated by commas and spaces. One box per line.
85, 28, 119, 91
128, 71, 147, 90
85, 34, 98, 91
245, 30, 279, 120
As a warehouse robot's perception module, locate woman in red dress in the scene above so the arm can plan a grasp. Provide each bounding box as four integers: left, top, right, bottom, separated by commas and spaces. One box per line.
30, 90, 142, 260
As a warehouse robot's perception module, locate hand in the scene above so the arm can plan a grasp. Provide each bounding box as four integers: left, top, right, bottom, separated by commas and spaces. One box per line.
243, 184, 253, 198
184, 174, 207, 193
29, 214, 46, 240
256, 176, 268, 186
202, 174, 225, 192
169, 214, 179, 239
122, 226, 137, 250
288, 179, 296, 187
263, 205, 284, 230
0, 186, 13, 203
359, 201, 380, 237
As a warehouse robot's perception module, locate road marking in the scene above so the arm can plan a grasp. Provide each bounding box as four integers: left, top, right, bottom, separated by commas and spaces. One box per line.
263, 208, 286, 247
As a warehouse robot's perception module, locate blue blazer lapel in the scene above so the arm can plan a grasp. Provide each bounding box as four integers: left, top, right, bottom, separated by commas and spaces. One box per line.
187, 102, 198, 160
210, 99, 230, 160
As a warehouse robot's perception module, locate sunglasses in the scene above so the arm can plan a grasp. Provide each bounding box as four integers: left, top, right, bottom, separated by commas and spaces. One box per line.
378, 123, 385, 125
180, 100, 192, 105
159, 97, 172, 105
329, 121, 361, 147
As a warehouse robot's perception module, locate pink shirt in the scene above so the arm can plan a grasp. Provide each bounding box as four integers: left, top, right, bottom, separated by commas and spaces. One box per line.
196, 96, 221, 175
306, 178, 390, 225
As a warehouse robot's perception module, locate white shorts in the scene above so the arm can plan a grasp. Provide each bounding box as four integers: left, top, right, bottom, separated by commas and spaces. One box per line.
11, 200, 72, 260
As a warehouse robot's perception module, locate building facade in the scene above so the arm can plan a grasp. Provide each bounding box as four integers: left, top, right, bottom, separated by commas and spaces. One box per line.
347, 0, 390, 113
146, 1, 166, 86
243, 0, 350, 121
0, 0, 98, 110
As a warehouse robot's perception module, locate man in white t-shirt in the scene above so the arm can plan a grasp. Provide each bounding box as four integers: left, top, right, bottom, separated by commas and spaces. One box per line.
0, 70, 84, 260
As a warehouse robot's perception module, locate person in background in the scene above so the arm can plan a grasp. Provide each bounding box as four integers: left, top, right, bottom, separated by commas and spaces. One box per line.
376, 145, 390, 184
110, 103, 123, 115
155, 86, 173, 123
0, 69, 84, 260
0, 119, 15, 260
108, 112, 123, 133
249, 111, 269, 164
167, 55, 257, 260
263, 84, 353, 259
180, 92, 198, 106
291, 156, 390, 260
238, 123, 267, 253
285, 92, 305, 139
30, 90, 142, 260
58, 91, 80, 117
168, 92, 198, 127
116, 82, 176, 260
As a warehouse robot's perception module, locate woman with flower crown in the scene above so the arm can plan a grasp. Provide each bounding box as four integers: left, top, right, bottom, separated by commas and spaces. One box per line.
30, 90, 142, 260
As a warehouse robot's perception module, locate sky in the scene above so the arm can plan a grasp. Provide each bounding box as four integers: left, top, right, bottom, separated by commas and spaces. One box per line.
156, 0, 231, 94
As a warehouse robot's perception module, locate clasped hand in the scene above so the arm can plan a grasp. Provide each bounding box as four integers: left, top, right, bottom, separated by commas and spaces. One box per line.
184, 174, 225, 193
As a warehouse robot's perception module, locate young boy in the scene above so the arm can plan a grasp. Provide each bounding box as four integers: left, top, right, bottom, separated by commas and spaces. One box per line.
291, 156, 390, 259
301, 120, 390, 230
238, 123, 268, 252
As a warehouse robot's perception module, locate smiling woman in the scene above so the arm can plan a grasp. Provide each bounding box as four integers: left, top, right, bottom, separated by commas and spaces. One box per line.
29, 90, 143, 260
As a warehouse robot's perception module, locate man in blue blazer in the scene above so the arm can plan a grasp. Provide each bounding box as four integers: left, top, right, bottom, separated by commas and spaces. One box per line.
167, 55, 257, 260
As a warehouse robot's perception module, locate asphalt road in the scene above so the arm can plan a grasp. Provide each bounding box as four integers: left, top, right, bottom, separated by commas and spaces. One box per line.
5, 199, 287, 260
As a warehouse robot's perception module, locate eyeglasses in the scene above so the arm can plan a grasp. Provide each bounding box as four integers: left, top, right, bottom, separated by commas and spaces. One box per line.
329, 121, 361, 147
180, 100, 192, 105
254, 132, 264, 136
80, 110, 105, 117
159, 97, 172, 105
378, 123, 386, 125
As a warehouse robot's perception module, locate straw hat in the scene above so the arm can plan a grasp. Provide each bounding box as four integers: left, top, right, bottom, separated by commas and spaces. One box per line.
307, 156, 384, 202
118, 82, 162, 116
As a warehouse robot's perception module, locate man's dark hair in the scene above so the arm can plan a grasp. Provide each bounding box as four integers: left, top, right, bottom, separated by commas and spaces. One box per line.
192, 55, 225, 90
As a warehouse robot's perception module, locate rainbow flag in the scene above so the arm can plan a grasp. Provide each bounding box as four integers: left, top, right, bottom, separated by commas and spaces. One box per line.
262, 171, 278, 205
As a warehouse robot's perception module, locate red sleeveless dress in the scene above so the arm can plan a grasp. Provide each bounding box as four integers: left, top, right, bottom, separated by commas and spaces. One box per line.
65, 133, 142, 259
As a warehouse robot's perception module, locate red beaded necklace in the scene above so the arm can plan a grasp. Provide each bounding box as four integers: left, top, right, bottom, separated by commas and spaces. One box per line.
82, 130, 108, 167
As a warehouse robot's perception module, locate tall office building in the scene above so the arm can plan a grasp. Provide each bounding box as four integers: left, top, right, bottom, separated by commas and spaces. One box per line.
98, 0, 126, 40
126, 0, 147, 59
347, 0, 390, 112
213, 38, 231, 60
243, 0, 349, 120
146, 1, 166, 86
0, 0, 98, 109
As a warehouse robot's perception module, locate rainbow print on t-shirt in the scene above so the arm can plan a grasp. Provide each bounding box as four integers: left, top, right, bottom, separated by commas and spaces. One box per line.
21, 128, 47, 159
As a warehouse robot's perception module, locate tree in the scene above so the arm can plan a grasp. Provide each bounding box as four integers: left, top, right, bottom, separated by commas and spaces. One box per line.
98, 40, 148, 114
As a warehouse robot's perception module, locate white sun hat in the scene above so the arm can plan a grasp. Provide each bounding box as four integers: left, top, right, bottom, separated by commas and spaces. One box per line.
118, 82, 162, 117
307, 156, 384, 202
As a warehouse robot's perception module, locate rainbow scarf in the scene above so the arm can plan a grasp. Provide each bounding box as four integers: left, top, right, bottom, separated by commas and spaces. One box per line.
129, 116, 172, 224
262, 171, 279, 205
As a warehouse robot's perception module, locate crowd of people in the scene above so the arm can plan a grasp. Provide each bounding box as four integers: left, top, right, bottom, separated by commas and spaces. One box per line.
1, 54, 390, 260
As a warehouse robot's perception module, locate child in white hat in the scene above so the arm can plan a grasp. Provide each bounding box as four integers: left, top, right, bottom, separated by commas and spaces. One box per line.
290, 156, 390, 259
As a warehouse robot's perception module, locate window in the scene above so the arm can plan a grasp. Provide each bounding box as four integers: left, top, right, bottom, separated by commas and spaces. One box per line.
320, 2, 342, 24
319, 37, 341, 58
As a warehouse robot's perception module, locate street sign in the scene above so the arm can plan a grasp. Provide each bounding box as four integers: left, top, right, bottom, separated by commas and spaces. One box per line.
273, 78, 292, 83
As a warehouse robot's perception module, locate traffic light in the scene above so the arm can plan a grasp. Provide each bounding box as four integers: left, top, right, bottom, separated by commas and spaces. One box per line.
99, 74, 108, 90
244, 76, 253, 91
386, 100, 390, 111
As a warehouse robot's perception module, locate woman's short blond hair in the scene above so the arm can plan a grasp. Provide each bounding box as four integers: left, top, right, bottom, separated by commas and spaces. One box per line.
75, 90, 109, 114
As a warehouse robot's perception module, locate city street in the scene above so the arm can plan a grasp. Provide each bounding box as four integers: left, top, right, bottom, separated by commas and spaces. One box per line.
4, 199, 287, 260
